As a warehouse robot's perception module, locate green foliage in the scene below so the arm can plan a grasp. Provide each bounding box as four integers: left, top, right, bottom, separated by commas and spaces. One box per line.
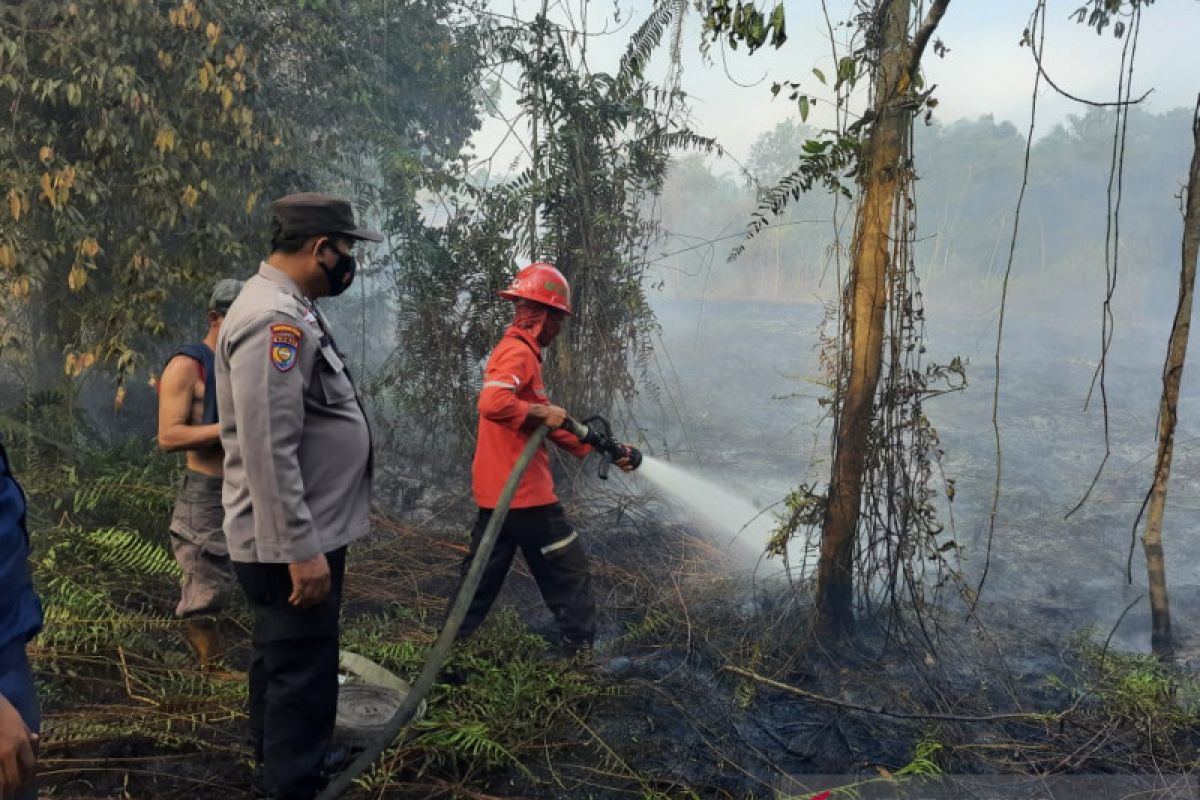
768, 484, 825, 558
70, 461, 176, 515
731, 132, 861, 262
0, 0, 484, 409
658, 106, 1195, 301
0, 0, 277, 400
919, 107, 1192, 285
12, 436, 250, 766
701, 0, 787, 54
358, 609, 602, 782
410, 721, 518, 767
340, 609, 428, 674
776, 735, 942, 799
33, 460, 183, 654
747, 119, 818, 187
20, 437, 612, 788
621, 608, 672, 644
1071, 0, 1156, 37
46, 715, 203, 749
733, 644, 762, 710
383, 1, 716, 444
87, 527, 182, 576
894, 735, 944, 778
1068, 629, 1200, 745
38, 572, 168, 654
0, 391, 94, 460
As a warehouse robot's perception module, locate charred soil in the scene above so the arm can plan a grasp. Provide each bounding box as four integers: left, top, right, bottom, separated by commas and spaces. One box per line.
35, 481, 1200, 799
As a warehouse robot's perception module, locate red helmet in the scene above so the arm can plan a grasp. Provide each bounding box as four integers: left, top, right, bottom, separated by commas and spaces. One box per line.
497, 262, 572, 315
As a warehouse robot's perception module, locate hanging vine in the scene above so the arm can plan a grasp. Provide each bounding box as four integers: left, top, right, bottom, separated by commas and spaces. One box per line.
705, 0, 964, 642
380, 0, 719, 455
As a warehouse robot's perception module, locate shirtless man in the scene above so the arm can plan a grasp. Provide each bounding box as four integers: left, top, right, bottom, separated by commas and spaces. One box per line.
157, 278, 243, 666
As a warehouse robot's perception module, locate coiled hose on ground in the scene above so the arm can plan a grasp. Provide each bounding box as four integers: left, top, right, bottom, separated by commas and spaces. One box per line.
316, 425, 550, 799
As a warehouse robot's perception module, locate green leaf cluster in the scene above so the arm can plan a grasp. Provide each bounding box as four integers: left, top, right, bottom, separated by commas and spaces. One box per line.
382, 2, 716, 441
0, 0, 485, 409
701, 0, 787, 55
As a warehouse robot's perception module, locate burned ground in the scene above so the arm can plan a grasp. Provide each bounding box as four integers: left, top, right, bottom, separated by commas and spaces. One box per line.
31, 468, 1200, 798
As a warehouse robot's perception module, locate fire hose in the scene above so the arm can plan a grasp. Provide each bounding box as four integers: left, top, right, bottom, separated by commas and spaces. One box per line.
318, 419, 641, 798
316, 425, 549, 799
562, 415, 643, 478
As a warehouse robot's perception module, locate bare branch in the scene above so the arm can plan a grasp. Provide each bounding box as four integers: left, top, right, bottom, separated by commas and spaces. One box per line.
906, 0, 951, 82
722, 665, 1071, 724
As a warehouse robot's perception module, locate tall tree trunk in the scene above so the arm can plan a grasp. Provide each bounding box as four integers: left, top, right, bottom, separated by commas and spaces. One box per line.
1140, 96, 1200, 656
815, 0, 914, 638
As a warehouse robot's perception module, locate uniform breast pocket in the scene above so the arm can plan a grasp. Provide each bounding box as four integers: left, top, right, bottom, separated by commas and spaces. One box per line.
318, 354, 357, 405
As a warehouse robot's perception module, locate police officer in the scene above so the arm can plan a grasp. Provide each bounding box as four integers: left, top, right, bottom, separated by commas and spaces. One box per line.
157, 278, 242, 667
216, 193, 380, 799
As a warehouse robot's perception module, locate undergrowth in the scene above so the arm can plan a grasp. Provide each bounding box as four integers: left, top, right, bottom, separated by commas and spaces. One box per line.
350, 608, 606, 786
13, 419, 617, 794
3, 420, 252, 784
1063, 628, 1200, 748
9, 404, 1199, 797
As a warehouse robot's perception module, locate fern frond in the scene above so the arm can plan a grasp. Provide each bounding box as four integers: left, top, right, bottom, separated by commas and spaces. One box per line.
730, 134, 862, 261
42, 714, 220, 749
72, 466, 176, 518
618, 0, 685, 95
89, 527, 182, 577
411, 720, 517, 766
39, 574, 172, 652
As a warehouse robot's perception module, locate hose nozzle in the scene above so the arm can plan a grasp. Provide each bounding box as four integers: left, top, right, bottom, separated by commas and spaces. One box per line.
563, 415, 642, 479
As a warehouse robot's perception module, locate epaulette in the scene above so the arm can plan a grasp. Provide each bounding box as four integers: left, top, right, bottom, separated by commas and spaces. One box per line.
268, 285, 304, 319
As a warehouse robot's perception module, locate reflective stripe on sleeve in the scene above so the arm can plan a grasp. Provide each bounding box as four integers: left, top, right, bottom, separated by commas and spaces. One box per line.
482, 380, 518, 391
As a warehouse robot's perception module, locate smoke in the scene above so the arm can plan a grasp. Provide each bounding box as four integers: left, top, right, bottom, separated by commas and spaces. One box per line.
635, 456, 817, 574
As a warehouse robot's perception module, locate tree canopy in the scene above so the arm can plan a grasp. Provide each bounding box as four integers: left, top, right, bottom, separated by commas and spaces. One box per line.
0, 0, 484, 407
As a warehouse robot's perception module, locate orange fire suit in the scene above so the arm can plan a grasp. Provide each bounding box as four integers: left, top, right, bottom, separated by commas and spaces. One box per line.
472, 325, 591, 508
454, 323, 597, 650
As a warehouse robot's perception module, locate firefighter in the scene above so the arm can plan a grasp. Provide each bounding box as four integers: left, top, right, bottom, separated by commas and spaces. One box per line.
156, 278, 243, 667
216, 193, 380, 799
451, 262, 635, 655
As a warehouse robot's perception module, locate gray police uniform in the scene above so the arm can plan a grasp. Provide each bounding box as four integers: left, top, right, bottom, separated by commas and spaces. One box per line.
216, 261, 372, 798
217, 262, 372, 564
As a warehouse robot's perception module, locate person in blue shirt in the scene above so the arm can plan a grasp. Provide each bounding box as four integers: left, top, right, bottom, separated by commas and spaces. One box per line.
0, 436, 43, 799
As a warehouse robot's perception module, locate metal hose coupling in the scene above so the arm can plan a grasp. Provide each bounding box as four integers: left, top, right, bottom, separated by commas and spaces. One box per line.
563, 415, 642, 479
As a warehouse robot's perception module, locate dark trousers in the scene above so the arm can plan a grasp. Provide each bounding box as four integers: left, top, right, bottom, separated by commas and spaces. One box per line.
233, 547, 347, 800
452, 504, 595, 647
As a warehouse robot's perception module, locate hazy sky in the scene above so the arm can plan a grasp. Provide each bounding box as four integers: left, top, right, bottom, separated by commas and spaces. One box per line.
471, 0, 1200, 168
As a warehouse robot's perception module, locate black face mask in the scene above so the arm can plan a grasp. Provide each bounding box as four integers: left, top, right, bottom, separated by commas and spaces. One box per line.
318, 244, 356, 297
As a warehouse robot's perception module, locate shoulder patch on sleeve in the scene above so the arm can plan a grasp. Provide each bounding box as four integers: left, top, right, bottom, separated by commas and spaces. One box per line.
270, 323, 303, 372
